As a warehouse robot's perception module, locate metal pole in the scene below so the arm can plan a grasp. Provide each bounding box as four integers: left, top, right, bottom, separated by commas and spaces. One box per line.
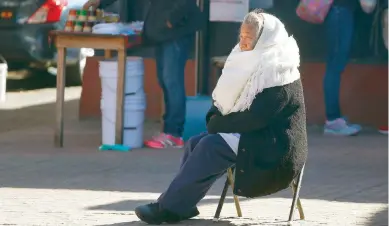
201, 0, 210, 95
194, 0, 202, 94
195, 0, 210, 95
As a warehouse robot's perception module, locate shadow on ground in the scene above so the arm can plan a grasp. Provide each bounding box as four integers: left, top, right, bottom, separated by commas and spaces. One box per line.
0, 99, 80, 133
87, 197, 236, 212
1, 70, 79, 132
366, 207, 388, 226
95, 218, 292, 226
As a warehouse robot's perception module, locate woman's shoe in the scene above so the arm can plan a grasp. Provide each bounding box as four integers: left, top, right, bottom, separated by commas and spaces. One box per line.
144, 133, 185, 149
342, 116, 362, 131
135, 203, 199, 224
324, 118, 361, 136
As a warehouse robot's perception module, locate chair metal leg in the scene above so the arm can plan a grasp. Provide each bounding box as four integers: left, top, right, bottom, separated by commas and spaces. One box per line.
291, 181, 305, 220
215, 164, 306, 222
213, 168, 243, 220
213, 178, 229, 220
288, 165, 305, 222
227, 168, 242, 217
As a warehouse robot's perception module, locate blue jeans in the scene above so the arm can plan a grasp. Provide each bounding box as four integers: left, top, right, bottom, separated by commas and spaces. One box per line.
155, 36, 192, 137
323, 6, 354, 120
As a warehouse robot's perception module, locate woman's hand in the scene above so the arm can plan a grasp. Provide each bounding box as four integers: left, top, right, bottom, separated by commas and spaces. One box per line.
83, 0, 100, 10
206, 115, 217, 133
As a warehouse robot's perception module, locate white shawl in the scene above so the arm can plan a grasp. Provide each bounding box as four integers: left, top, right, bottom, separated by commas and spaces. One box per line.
212, 13, 300, 115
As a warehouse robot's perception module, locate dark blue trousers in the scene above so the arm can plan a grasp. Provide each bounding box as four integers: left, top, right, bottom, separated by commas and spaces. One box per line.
323, 6, 354, 120
158, 133, 236, 215
155, 36, 192, 137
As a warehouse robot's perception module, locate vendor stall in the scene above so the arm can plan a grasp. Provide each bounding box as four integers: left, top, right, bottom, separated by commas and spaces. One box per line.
50, 30, 141, 148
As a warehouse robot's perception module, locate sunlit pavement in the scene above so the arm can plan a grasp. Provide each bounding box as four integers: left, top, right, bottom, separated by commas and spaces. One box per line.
0, 87, 387, 226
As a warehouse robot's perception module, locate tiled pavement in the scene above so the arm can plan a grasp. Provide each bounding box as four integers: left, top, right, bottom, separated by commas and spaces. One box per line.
0, 90, 387, 226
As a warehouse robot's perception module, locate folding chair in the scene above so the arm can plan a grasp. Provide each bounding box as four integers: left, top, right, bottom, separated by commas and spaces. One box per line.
213, 164, 305, 223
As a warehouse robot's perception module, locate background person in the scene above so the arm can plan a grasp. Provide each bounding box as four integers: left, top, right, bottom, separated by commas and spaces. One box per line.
322, 0, 362, 136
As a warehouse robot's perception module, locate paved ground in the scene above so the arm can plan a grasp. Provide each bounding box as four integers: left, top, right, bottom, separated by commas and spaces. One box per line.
0, 87, 387, 226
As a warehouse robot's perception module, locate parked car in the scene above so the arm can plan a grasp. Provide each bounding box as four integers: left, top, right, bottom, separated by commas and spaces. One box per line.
0, 0, 93, 85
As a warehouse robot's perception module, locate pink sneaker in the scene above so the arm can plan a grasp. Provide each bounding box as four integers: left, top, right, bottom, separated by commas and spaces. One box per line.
378, 126, 388, 135
144, 133, 184, 149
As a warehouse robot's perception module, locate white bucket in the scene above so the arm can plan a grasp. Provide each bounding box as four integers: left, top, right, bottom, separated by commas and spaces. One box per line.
100, 73, 143, 98
0, 57, 7, 102
101, 93, 146, 148
100, 57, 144, 73
99, 57, 144, 102
101, 92, 146, 110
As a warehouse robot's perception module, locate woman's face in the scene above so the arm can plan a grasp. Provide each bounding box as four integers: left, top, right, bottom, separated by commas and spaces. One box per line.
239, 23, 257, 51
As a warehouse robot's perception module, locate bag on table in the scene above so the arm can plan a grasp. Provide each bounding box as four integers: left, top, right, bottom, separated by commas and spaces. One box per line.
360, 0, 377, 14
296, 0, 334, 24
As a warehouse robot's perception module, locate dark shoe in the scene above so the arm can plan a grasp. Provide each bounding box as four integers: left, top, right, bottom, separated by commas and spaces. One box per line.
135, 203, 199, 225
165, 207, 200, 223
135, 203, 174, 225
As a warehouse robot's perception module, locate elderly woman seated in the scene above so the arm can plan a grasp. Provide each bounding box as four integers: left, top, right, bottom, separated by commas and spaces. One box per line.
135, 10, 308, 225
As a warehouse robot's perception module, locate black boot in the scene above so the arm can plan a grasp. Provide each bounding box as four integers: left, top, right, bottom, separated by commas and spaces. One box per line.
165, 207, 199, 223
135, 203, 199, 225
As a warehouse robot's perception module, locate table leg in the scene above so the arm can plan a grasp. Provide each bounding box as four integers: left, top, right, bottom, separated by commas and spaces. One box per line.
55, 47, 67, 147
104, 50, 112, 59
115, 49, 126, 144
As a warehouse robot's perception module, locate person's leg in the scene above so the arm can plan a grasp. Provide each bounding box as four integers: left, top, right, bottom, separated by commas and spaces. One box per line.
135, 134, 236, 224
146, 44, 182, 147
144, 36, 192, 148
323, 6, 352, 120
161, 36, 191, 138
180, 133, 208, 168
155, 44, 170, 124
159, 134, 235, 213
323, 6, 360, 135
147, 132, 208, 221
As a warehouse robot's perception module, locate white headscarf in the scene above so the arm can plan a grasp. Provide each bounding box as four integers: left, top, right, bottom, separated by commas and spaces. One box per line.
212, 13, 300, 115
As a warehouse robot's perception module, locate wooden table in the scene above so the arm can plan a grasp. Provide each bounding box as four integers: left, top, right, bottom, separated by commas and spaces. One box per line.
50, 31, 142, 147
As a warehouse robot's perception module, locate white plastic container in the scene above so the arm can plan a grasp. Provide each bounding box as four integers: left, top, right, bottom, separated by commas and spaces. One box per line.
122, 94, 146, 148
99, 57, 146, 147
100, 90, 146, 109
99, 57, 144, 98
101, 93, 146, 148
0, 56, 7, 102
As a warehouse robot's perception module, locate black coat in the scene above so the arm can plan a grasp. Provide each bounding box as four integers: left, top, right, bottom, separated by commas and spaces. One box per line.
99, 0, 204, 44
206, 80, 308, 198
